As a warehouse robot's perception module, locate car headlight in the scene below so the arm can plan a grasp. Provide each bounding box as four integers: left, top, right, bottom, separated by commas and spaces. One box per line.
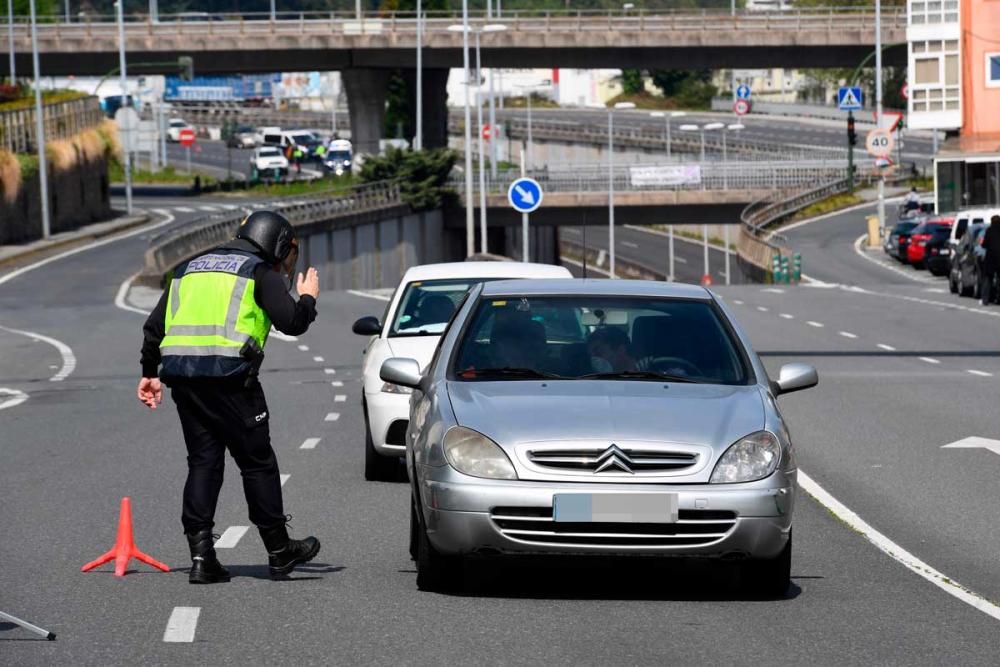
380, 381, 412, 394
709, 431, 782, 484
442, 426, 517, 480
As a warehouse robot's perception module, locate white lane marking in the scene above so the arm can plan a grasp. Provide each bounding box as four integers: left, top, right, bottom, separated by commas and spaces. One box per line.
0, 208, 174, 288
0, 387, 29, 411
346, 289, 392, 302
558, 255, 612, 277
220, 204, 238, 210
324, 368, 336, 375
173, 206, 195, 213
780, 313, 794, 319
807, 321, 824, 328
114, 272, 151, 315
674, 255, 688, 264
733, 300, 744, 305
325, 412, 341, 422
622, 241, 639, 249
330, 380, 343, 387
838, 284, 1000, 320
838, 331, 858, 339
279, 474, 290, 487
297, 345, 309, 352
214, 526, 248, 549
877, 343, 897, 351
270, 329, 298, 342
300, 437, 321, 450
798, 470, 1000, 623
313, 356, 325, 363
756, 306, 769, 312
0, 325, 76, 382
334, 394, 347, 403
967, 370, 993, 377
198, 205, 219, 212
852, 235, 940, 284
762, 288, 785, 294
163, 607, 201, 643
623, 225, 736, 255
778, 198, 892, 234
919, 357, 941, 364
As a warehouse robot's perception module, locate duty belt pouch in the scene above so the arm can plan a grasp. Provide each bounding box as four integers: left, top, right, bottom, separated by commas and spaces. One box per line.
240, 338, 266, 389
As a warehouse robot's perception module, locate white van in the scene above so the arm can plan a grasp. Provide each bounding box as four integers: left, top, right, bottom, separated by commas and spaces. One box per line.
950, 208, 1000, 249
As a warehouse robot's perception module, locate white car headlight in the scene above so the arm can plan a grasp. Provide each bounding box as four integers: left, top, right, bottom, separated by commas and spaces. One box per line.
380, 381, 412, 394
443, 426, 517, 480
710, 431, 782, 484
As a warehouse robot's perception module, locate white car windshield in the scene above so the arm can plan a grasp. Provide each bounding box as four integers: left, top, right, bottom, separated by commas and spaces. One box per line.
452, 296, 750, 384
389, 279, 479, 337
259, 148, 281, 157
169, 120, 187, 128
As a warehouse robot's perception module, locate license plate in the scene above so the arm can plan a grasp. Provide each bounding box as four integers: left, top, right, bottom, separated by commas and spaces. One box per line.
553, 493, 679, 524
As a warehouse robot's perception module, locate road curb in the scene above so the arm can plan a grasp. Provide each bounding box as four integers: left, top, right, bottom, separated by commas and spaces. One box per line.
0, 212, 152, 270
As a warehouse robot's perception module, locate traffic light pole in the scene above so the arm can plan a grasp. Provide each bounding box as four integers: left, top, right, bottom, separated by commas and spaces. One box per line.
847, 111, 855, 194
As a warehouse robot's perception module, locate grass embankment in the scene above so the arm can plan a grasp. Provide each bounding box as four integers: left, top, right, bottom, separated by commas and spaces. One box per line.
786, 192, 865, 223
226, 174, 356, 197
109, 162, 217, 186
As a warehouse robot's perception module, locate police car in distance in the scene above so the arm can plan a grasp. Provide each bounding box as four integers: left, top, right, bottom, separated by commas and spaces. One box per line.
324, 139, 353, 175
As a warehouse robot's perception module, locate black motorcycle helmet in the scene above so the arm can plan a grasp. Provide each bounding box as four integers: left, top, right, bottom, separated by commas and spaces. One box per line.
236, 210, 296, 265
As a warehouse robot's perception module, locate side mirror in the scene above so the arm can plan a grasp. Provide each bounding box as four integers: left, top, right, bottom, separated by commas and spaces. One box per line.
352, 316, 382, 336
380, 357, 423, 390
774, 363, 818, 396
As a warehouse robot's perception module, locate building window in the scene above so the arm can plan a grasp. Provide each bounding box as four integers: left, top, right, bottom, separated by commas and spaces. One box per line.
988, 53, 1000, 89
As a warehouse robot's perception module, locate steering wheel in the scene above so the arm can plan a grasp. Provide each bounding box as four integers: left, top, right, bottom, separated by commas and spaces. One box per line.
639, 356, 703, 378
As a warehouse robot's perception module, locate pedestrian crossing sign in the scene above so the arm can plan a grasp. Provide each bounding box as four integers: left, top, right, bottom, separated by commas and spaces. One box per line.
838, 86, 863, 111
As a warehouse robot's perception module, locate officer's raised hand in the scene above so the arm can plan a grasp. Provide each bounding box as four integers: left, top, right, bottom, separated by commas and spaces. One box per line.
297, 267, 320, 299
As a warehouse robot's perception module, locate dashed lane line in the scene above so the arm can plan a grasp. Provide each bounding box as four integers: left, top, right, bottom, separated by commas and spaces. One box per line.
732, 300, 744, 305
330, 381, 343, 387
807, 321, 825, 328
919, 357, 941, 365
297, 345, 309, 352
797, 470, 1000, 624
163, 607, 201, 643
214, 526, 248, 549
967, 370, 993, 377
313, 356, 325, 363
279, 474, 290, 487
324, 368, 337, 375
877, 343, 897, 351
756, 306, 769, 312
325, 412, 341, 422
559, 255, 612, 277
346, 289, 392, 302
334, 395, 347, 403
838, 331, 858, 339
300, 437, 321, 450
173, 206, 196, 213
780, 313, 794, 319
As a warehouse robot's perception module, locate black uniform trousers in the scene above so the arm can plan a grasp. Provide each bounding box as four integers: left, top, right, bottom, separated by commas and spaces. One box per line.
169, 379, 285, 535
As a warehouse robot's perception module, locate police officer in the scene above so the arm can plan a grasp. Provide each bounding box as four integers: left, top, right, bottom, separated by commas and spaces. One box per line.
137, 211, 321, 584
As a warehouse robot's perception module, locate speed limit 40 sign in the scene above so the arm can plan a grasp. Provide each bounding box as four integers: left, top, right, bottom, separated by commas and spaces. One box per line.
865, 128, 894, 158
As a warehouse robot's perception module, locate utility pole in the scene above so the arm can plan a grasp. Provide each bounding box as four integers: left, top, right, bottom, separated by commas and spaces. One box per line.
461, 0, 474, 256
7, 0, 15, 83
415, 0, 422, 150
116, 0, 132, 215
875, 0, 885, 233
29, 0, 50, 238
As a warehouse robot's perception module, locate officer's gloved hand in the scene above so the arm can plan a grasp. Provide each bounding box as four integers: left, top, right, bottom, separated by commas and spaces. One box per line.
296, 268, 320, 300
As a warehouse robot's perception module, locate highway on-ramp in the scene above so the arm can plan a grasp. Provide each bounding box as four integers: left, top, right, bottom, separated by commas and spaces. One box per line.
1, 198, 997, 663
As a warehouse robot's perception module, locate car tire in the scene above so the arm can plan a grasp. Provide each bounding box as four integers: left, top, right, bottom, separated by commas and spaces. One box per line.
743, 531, 791, 598
913, 261, 925, 270
364, 403, 398, 482
409, 494, 420, 561
972, 273, 981, 300
414, 497, 461, 592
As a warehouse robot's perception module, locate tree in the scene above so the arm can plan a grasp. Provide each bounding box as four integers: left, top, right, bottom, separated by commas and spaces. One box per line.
649, 69, 717, 109
621, 69, 643, 96
359, 147, 458, 211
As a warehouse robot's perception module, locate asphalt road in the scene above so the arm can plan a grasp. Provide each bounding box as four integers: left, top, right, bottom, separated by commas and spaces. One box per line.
1, 196, 998, 662
164, 142, 322, 181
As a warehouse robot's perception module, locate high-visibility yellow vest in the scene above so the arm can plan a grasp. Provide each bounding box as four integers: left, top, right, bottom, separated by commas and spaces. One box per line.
160, 250, 272, 379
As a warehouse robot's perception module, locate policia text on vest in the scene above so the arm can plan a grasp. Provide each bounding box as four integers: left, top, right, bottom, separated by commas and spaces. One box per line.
137, 211, 323, 583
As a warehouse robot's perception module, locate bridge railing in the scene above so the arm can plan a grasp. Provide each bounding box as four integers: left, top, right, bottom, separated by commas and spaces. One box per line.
4, 8, 907, 37
143, 180, 401, 281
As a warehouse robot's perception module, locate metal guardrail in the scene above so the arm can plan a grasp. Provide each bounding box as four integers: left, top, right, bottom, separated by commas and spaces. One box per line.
144, 180, 402, 279
0, 96, 104, 153
454, 162, 849, 195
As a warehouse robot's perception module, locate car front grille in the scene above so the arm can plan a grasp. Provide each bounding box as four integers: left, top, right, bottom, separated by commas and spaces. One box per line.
526, 446, 699, 475
489, 506, 737, 548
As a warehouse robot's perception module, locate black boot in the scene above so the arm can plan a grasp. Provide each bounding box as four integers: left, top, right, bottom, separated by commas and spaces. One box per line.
259, 520, 321, 580
186, 529, 231, 584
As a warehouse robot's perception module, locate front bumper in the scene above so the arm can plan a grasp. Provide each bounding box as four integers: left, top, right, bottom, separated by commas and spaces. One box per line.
926, 254, 951, 274
365, 390, 409, 457
418, 467, 795, 560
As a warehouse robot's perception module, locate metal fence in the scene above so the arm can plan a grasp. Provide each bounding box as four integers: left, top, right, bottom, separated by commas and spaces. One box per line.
0, 96, 104, 154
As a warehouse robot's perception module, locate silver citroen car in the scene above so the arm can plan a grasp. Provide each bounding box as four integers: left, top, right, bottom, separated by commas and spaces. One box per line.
380, 279, 818, 595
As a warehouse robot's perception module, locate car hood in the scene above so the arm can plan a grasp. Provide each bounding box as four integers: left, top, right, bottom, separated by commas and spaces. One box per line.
446, 380, 764, 451
385, 335, 442, 369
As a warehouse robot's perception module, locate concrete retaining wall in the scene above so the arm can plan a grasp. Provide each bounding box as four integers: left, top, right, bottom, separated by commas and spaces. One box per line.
0, 155, 112, 244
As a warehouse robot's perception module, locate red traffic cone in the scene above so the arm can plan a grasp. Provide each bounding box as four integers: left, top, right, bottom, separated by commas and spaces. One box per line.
700, 273, 713, 287
81, 497, 170, 577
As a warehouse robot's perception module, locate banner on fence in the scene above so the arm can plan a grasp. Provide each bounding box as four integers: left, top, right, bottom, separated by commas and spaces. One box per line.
629, 165, 701, 187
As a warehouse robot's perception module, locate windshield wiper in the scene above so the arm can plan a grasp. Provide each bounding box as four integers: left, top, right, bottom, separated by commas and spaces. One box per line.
579, 370, 701, 383
460, 367, 566, 380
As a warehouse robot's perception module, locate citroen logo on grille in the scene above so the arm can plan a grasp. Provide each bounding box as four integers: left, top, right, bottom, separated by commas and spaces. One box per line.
594, 444, 634, 474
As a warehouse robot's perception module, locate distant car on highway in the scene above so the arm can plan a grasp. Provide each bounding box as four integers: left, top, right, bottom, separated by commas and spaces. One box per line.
886, 219, 923, 262
950, 223, 987, 297
906, 217, 953, 271
352, 261, 572, 482
249, 146, 288, 178
226, 125, 258, 149
387, 278, 817, 595
166, 118, 194, 142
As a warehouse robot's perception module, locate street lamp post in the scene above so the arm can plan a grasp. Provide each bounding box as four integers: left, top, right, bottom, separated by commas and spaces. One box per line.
7, 0, 15, 83
722, 122, 743, 193
414, 0, 422, 151
475, 31, 487, 255
456, 5, 474, 257
29, 0, 50, 238
115, 0, 132, 215
651, 110, 687, 159
875, 0, 885, 234
605, 101, 635, 279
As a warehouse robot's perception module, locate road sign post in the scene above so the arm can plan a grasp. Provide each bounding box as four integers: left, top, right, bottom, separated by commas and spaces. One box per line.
179, 128, 195, 174
837, 86, 864, 111
735, 84, 751, 101
508, 173, 543, 262
733, 99, 751, 116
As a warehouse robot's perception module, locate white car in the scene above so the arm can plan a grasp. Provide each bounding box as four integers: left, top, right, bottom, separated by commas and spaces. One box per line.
250, 146, 289, 176
352, 261, 573, 481
166, 118, 193, 142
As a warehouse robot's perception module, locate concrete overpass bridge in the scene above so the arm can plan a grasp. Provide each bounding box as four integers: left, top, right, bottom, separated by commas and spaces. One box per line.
4, 8, 903, 159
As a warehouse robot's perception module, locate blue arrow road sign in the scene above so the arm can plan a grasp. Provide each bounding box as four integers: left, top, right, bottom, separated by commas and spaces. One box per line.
735, 84, 751, 100
838, 86, 864, 111
508, 177, 543, 214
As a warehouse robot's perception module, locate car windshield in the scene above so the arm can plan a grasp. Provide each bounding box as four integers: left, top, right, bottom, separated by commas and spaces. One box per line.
237, 126, 254, 133
894, 222, 920, 234
259, 148, 280, 157
329, 151, 351, 161
169, 120, 187, 128
389, 279, 479, 337
452, 295, 749, 384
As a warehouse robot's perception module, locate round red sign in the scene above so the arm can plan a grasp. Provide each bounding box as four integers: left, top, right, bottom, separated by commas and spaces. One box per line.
733, 99, 751, 116
179, 128, 196, 147
481, 124, 492, 141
